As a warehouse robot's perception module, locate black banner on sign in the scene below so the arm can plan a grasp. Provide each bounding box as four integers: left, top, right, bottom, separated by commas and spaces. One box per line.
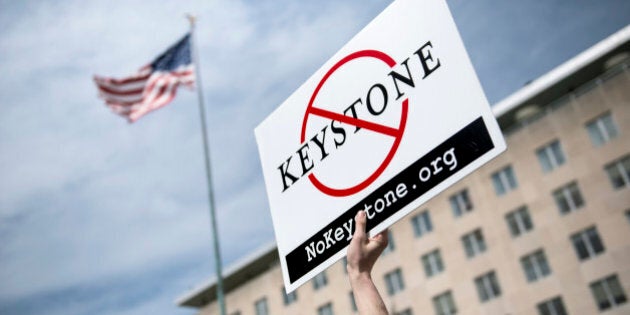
285, 116, 494, 284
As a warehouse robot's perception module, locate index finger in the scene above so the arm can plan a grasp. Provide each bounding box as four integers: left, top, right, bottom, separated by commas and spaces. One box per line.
353, 210, 367, 241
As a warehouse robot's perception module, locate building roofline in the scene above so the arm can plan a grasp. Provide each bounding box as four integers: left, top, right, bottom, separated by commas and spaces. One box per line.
492, 25, 630, 118
175, 241, 278, 307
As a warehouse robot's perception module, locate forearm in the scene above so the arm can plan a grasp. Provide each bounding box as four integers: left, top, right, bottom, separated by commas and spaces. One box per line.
349, 271, 388, 315
346, 211, 389, 315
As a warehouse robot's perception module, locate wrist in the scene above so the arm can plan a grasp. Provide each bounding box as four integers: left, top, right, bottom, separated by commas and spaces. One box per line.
348, 268, 372, 283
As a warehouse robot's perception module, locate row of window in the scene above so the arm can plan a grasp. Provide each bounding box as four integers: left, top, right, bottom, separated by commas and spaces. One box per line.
406, 203, 604, 262
380, 225, 607, 292
410, 173, 618, 250
539, 111, 620, 171
453, 170, 620, 225
492, 111, 626, 197
249, 273, 626, 315
493, 150, 630, 198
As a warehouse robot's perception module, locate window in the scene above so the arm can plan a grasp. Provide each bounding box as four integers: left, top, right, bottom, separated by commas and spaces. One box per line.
537, 140, 566, 172
491, 165, 518, 196
317, 302, 334, 315
571, 226, 605, 261
605, 155, 630, 189
411, 210, 433, 237
586, 112, 618, 146
553, 182, 585, 214
384, 268, 405, 296
475, 271, 501, 302
282, 287, 297, 305
313, 271, 328, 290
505, 206, 533, 237
349, 292, 357, 312
462, 229, 487, 258
450, 189, 473, 217
254, 298, 268, 315
433, 291, 457, 315
521, 249, 551, 282
382, 230, 395, 255
394, 309, 413, 315
590, 274, 627, 311
422, 249, 444, 277
537, 296, 568, 315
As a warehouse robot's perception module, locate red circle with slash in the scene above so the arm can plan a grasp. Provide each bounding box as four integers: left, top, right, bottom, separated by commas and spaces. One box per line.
300, 50, 409, 197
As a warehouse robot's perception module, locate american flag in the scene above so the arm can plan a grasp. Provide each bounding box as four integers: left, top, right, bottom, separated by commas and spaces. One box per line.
94, 33, 195, 122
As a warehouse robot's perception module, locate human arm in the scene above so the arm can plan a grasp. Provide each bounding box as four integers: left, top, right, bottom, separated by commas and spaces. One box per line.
347, 210, 389, 315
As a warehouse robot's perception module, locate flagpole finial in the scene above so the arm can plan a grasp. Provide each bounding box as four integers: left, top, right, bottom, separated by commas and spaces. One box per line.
186, 14, 197, 28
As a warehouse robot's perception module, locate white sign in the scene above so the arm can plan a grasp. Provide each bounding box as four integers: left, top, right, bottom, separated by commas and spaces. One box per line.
255, 0, 506, 292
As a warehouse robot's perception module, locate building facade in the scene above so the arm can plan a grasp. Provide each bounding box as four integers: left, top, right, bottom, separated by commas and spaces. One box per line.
178, 27, 630, 315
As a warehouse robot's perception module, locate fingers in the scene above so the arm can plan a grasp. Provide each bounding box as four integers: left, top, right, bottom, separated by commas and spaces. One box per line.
367, 229, 389, 252
354, 211, 389, 249
353, 210, 367, 241
372, 229, 388, 243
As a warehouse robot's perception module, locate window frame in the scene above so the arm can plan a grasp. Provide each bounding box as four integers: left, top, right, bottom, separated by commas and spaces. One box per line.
474, 271, 501, 302
536, 296, 567, 315
421, 249, 445, 277
552, 181, 585, 215
462, 228, 487, 258
585, 112, 619, 147
254, 297, 268, 315
411, 210, 433, 238
505, 206, 534, 237
384, 268, 405, 296
432, 290, 457, 315
491, 165, 518, 196
317, 302, 334, 315
312, 271, 328, 290
520, 249, 552, 282
449, 189, 473, 217
536, 140, 566, 173
394, 309, 413, 315
281, 286, 297, 305
604, 155, 630, 189
590, 274, 627, 311
570, 226, 605, 261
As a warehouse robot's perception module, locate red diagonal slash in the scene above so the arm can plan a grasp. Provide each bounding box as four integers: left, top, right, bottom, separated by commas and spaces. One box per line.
308, 107, 399, 138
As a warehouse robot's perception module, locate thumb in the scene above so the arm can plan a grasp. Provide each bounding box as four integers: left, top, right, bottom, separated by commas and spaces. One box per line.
353, 210, 367, 241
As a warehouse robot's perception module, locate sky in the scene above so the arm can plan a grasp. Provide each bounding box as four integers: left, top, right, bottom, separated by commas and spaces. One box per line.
0, 1, 628, 315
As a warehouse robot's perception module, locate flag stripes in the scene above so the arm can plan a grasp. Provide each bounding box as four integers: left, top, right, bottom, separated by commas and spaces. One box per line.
94, 34, 195, 122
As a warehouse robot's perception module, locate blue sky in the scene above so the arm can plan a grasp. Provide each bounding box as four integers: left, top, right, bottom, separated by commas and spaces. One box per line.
0, 1, 628, 314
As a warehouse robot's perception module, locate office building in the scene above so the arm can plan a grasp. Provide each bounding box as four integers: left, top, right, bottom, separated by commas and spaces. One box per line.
177, 26, 630, 315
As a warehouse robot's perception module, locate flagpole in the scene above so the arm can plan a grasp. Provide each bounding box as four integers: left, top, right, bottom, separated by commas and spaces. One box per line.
187, 15, 227, 315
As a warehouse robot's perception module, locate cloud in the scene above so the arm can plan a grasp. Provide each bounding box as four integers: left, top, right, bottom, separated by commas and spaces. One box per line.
0, 0, 390, 314
0, 0, 628, 314
0, 256, 204, 315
